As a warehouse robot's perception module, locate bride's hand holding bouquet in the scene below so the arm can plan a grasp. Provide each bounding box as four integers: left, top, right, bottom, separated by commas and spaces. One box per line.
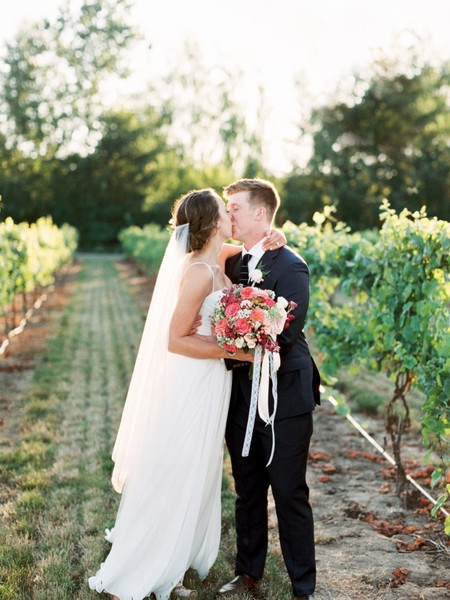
193, 331, 254, 362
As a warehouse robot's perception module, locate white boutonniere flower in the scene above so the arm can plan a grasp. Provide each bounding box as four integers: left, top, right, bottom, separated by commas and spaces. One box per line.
249, 268, 264, 285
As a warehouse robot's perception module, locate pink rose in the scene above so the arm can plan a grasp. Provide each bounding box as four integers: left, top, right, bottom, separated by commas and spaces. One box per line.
252, 289, 271, 299
234, 318, 251, 335
271, 316, 287, 335
225, 302, 241, 317
240, 286, 255, 299
250, 307, 266, 323
214, 318, 229, 335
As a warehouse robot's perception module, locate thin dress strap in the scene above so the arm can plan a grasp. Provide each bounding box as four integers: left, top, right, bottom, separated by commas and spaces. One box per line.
183, 261, 215, 293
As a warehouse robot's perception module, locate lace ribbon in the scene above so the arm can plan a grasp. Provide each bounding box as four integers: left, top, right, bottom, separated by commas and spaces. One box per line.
242, 345, 280, 466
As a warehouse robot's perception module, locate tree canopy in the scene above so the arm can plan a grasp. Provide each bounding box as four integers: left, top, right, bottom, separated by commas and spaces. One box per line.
283, 56, 450, 228
0, 6, 448, 246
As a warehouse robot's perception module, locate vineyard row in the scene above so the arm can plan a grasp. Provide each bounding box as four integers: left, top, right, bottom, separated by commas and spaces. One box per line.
0, 217, 78, 334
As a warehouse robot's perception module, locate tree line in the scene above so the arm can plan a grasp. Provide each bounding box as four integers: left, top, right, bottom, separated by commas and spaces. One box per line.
0, 0, 448, 248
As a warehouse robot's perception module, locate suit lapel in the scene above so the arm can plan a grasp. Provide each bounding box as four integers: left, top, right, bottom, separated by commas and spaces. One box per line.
254, 249, 279, 289
226, 253, 242, 284
227, 248, 281, 287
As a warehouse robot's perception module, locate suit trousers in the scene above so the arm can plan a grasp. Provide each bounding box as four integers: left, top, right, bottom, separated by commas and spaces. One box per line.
225, 410, 316, 597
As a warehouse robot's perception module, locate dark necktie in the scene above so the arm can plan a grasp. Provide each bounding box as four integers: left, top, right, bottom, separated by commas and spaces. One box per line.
239, 253, 251, 285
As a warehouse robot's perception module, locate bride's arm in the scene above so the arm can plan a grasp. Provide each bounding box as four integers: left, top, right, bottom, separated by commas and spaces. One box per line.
218, 243, 240, 270
168, 264, 250, 361
264, 228, 287, 249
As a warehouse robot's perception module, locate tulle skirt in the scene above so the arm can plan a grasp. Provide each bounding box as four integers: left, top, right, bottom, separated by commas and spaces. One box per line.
89, 354, 231, 600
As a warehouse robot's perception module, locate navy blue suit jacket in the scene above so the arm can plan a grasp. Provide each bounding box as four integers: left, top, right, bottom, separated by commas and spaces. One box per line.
225, 246, 320, 420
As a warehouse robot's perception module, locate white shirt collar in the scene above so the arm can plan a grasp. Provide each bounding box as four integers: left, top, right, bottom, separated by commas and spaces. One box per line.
242, 237, 266, 260
242, 238, 266, 273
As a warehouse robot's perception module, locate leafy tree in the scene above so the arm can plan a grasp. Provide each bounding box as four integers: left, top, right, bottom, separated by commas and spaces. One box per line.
154, 41, 267, 175
0, 138, 55, 222
143, 160, 236, 227
49, 108, 175, 248
0, 0, 138, 158
0, 23, 270, 241
286, 55, 450, 229
279, 169, 326, 226
0, 0, 148, 245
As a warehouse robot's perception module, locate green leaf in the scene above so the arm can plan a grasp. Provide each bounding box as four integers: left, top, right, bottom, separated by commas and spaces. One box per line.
430, 493, 447, 517
430, 468, 443, 488
445, 515, 450, 536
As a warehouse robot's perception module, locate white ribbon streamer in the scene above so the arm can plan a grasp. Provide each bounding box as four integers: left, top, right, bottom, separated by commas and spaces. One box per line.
242, 346, 281, 466
242, 345, 263, 458
258, 351, 271, 423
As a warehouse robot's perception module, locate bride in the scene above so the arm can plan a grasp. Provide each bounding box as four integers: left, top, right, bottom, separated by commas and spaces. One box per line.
88, 188, 282, 600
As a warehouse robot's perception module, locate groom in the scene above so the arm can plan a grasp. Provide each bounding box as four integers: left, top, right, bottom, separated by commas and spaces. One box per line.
219, 178, 320, 600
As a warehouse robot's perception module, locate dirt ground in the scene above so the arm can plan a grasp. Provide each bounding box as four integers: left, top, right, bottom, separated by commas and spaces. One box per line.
274, 405, 450, 599
1, 257, 448, 600
0, 264, 80, 454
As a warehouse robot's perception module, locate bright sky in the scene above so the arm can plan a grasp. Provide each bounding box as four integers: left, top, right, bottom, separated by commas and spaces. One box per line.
1, 0, 449, 173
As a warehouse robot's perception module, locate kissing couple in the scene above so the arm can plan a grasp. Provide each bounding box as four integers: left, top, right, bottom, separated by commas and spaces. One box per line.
89, 178, 320, 600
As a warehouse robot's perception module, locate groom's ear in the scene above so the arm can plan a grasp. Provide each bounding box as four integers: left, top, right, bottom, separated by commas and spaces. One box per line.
255, 206, 266, 221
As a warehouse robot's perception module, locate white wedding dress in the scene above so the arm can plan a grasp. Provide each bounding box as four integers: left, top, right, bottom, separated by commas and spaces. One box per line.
89, 287, 231, 600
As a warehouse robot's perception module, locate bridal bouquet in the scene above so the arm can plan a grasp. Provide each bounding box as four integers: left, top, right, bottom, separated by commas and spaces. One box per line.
211, 284, 297, 465
210, 284, 296, 356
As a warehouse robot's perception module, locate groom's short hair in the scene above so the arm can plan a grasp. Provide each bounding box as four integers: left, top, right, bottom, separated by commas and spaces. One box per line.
223, 178, 280, 221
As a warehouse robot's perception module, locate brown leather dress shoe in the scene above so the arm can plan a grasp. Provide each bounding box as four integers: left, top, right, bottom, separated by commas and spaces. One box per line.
217, 574, 258, 596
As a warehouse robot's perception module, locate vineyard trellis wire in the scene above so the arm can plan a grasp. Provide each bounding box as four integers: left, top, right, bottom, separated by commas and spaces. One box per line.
326, 393, 449, 520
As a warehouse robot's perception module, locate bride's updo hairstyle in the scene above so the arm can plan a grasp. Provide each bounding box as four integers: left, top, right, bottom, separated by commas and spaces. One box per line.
172, 188, 221, 252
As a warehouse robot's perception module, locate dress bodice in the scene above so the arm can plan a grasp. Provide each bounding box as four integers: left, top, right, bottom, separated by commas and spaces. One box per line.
197, 289, 224, 336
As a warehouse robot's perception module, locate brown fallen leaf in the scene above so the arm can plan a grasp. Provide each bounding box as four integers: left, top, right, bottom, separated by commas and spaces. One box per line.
309, 451, 331, 461
391, 567, 410, 587
322, 464, 338, 474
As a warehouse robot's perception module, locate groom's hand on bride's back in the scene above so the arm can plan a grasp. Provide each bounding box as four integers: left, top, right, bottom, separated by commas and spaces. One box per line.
189, 316, 202, 335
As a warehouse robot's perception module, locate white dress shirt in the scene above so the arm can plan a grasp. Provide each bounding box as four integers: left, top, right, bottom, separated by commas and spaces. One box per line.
242, 238, 266, 274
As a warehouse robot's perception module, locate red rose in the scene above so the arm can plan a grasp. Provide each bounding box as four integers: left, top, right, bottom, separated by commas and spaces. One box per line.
264, 298, 276, 307
223, 343, 237, 353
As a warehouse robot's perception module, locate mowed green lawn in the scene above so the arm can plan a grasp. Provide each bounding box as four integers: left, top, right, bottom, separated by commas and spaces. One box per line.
0, 256, 293, 600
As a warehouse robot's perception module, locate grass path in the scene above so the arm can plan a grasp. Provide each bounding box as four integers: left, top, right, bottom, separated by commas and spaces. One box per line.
0, 257, 147, 599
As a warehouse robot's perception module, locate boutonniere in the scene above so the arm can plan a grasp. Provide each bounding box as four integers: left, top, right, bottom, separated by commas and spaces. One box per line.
249, 265, 269, 286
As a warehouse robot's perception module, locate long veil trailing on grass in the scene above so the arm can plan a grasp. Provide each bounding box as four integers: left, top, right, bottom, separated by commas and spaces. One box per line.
111, 224, 189, 493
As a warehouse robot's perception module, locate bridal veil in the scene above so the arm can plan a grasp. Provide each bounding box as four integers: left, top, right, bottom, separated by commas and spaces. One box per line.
111, 224, 189, 493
